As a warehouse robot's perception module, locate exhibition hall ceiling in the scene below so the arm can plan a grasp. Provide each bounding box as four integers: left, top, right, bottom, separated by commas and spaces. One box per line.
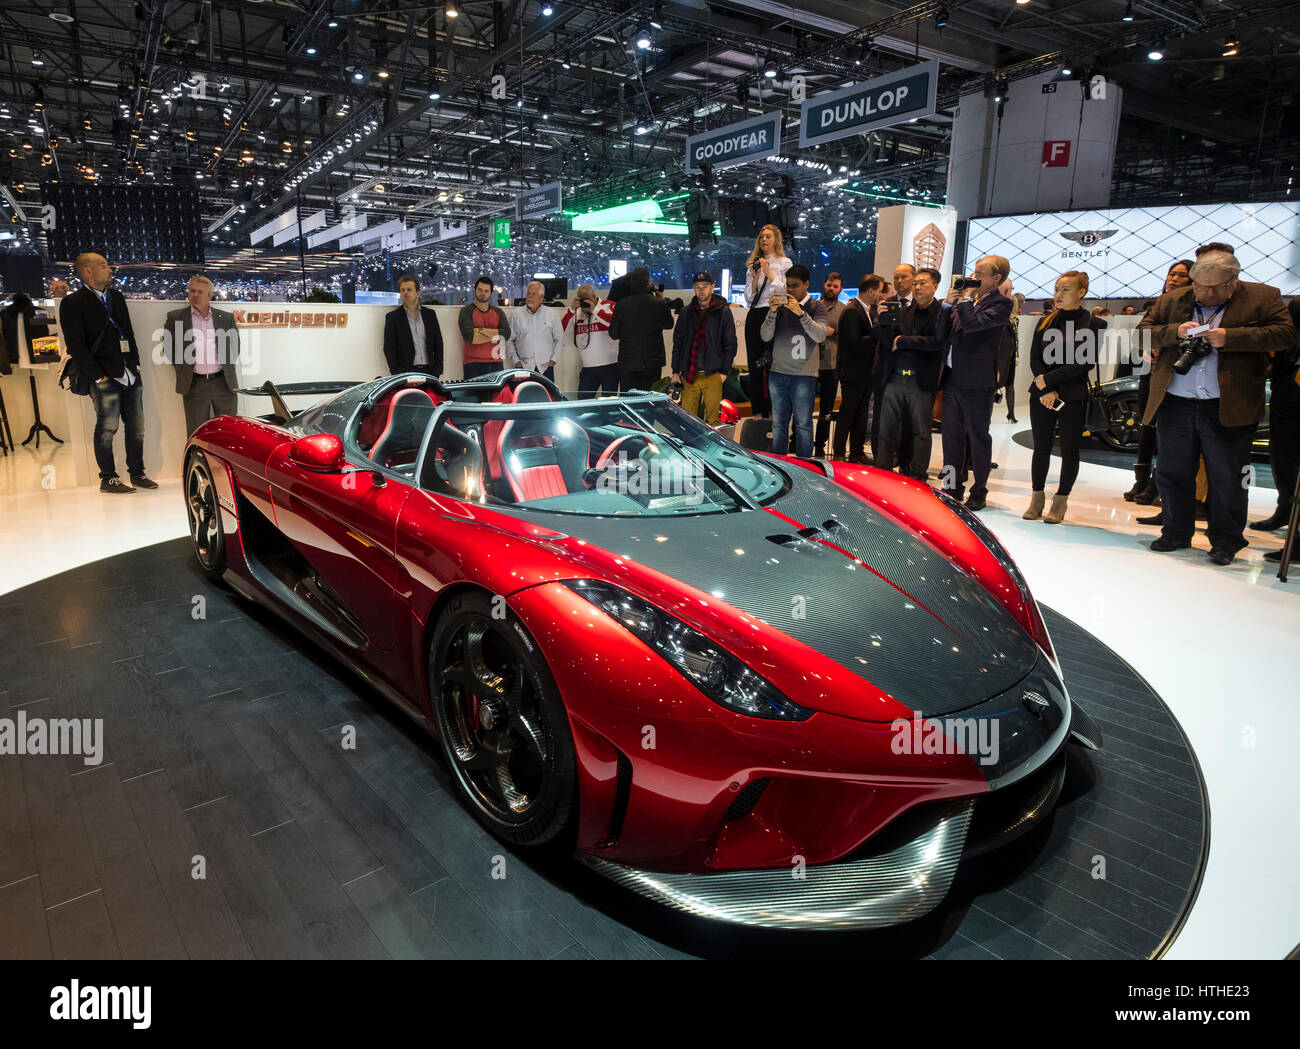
1, 0, 1297, 267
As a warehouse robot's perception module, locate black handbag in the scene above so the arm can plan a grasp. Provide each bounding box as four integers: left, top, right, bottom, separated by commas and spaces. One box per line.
59, 325, 106, 397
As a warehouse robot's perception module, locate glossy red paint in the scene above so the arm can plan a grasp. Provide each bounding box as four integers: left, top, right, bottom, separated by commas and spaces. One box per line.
182, 407, 1035, 874
290, 432, 347, 471
509, 581, 989, 872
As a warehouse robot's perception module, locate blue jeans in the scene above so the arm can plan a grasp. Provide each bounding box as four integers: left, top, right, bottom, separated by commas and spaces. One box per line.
90, 377, 145, 480
769, 371, 816, 457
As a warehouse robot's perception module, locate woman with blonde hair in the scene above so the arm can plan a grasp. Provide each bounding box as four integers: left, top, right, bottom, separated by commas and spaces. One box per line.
1024, 270, 1107, 523
743, 224, 791, 418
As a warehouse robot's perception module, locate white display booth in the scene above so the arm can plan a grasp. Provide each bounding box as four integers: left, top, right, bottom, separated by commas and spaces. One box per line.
0, 295, 746, 487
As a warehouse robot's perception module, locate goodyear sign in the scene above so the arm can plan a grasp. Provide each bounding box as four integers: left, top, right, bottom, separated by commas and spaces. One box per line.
685, 112, 782, 175
799, 60, 938, 148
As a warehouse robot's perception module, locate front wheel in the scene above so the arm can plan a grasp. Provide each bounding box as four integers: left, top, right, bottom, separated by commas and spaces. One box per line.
185, 452, 227, 581
428, 591, 577, 847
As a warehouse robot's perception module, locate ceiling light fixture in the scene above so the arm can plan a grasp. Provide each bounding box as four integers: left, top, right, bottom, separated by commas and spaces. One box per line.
1147, 44, 1164, 61
446, 3, 459, 18
1122, 2, 1134, 22
762, 56, 778, 78
935, 6, 949, 28
542, 2, 554, 15
635, 26, 652, 50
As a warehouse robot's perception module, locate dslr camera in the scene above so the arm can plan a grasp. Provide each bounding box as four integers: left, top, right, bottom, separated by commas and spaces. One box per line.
952, 276, 982, 291
1173, 334, 1213, 375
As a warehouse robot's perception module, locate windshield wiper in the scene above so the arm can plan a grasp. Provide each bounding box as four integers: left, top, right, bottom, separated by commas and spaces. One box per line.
619, 403, 760, 511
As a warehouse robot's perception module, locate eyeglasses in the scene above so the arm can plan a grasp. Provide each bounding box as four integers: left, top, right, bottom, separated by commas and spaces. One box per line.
1192, 278, 1234, 292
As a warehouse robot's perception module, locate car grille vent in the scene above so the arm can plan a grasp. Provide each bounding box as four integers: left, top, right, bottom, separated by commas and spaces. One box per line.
765, 533, 827, 554
724, 778, 770, 821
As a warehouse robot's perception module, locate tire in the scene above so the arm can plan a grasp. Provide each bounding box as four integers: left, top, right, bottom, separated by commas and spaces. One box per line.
1098, 393, 1142, 451
185, 451, 227, 581
428, 591, 577, 847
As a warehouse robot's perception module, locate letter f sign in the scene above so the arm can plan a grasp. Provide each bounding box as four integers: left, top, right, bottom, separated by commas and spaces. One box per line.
1042, 140, 1071, 167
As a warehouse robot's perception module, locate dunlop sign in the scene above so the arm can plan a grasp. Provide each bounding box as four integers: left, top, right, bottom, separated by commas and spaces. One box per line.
685, 112, 782, 175
799, 60, 938, 148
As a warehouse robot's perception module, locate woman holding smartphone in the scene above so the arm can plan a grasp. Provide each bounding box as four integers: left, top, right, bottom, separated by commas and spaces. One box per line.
1024, 270, 1108, 523
743, 224, 791, 418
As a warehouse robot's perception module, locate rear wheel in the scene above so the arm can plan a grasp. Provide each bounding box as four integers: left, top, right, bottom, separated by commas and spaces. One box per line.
185, 452, 226, 581
428, 591, 577, 847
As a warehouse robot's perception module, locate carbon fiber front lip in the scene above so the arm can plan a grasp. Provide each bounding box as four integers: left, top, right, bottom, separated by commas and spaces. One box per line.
578, 801, 974, 930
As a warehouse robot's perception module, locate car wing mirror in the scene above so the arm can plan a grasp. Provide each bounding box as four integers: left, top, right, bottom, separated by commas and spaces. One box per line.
289, 433, 347, 472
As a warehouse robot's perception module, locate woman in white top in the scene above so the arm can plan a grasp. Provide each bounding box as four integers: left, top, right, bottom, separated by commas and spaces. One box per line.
743, 224, 791, 417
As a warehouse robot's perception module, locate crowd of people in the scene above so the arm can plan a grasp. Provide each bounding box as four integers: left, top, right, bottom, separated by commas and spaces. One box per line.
48, 236, 1300, 569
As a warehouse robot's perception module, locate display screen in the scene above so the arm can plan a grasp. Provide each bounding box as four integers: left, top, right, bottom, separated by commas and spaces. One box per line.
965, 202, 1300, 298
42, 182, 205, 265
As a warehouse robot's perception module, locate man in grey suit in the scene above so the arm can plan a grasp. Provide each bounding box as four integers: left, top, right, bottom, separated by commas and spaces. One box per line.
165, 274, 240, 436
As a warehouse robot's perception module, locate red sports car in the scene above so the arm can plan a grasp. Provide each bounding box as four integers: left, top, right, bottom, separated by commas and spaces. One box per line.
184, 369, 1100, 930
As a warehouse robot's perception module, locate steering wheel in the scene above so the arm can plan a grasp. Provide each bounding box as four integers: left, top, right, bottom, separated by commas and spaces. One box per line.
594, 432, 659, 469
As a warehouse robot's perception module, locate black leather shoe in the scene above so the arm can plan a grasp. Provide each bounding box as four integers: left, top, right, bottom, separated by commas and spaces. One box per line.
1006, 415, 1017, 423
1208, 546, 1237, 566
1250, 513, 1287, 531
1150, 535, 1191, 552
1136, 511, 1163, 526
1264, 549, 1283, 563
130, 474, 159, 490
965, 492, 988, 511
100, 477, 135, 494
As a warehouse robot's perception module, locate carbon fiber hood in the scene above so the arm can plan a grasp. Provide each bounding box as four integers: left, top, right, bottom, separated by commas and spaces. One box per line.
500, 467, 1041, 715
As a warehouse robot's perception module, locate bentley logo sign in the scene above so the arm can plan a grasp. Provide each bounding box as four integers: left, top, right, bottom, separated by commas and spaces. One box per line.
1021, 691, 1050, 718
1060, 230, 1118, 246
1059, 229, 1118, 260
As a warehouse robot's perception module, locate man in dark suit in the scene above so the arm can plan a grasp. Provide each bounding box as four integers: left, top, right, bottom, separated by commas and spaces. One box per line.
60, 253, 156, 493
832, 274, 885, 462
1139, 250, 1294, 564
877, 268, 945, 480
164, 274, 240, 436
938, 254, 1013, 510
383, 274, 444, 377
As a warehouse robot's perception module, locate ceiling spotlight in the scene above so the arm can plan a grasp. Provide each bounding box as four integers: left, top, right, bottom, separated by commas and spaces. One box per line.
306, 45, 317, 55
762, 56, 778, 78
650, 1, 663, 29
49, 10, 75, 22
445, 3, 459, 18
1222, 37, 1239, 57
378, 69, 389, 79
636, 121, 649, 135
429, 79, 442, 100
352, 69, 365, 81
635, 26, 652, 49
1122, 2, 1134, 21
31, 51, 44, 67
1147, 44, 1164, 61
542, 2, 554, 15
375, 182, 386, 193
935, 6, 949, 28
1061, 66, 1072, 77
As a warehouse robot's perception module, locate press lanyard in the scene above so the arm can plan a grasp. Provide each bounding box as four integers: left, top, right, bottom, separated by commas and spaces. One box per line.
96, 290, 128, 341
1193, 303, 1225, 329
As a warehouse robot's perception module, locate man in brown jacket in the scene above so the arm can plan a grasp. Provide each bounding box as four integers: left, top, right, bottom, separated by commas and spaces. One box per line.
1139, 250, 1294, 564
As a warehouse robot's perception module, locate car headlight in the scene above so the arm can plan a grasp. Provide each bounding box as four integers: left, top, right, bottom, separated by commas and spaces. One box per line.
563, 579, 812, 721
935, 490, 1058, 667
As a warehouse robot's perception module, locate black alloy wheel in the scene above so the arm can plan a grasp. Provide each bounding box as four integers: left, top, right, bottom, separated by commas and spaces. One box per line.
429, 591, 576, 846
1099, 393, 1142, 451
186, 452, 227, 580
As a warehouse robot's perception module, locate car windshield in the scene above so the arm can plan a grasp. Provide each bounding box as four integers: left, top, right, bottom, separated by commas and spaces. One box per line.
419, 395, 789, 516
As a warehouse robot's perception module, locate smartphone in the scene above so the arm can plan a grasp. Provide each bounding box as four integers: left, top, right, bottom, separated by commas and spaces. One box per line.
1049, 397, 1066, 412
770, 293, 788, 307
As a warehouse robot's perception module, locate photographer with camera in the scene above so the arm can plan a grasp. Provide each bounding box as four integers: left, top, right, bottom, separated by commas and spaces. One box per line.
1138, 249, 1294, 564
832, 274, 886, 463
671, 271, 737, 424
759, 264, 827, 458
743, 225, 792, 418
562, 284, 619, 397
937, 256, 1013, 510
609, 267, 673, 393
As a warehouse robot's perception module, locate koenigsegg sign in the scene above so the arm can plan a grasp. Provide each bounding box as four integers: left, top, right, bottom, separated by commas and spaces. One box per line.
799, 61, 938, 148
231, 309, 351, 329
685, 112, 783, 175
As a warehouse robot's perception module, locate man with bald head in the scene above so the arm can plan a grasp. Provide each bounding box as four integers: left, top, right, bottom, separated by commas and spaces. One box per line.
60, 252, 156, 492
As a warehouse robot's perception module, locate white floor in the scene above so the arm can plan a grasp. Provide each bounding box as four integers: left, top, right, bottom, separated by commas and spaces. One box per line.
1, 424, 1296, 959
